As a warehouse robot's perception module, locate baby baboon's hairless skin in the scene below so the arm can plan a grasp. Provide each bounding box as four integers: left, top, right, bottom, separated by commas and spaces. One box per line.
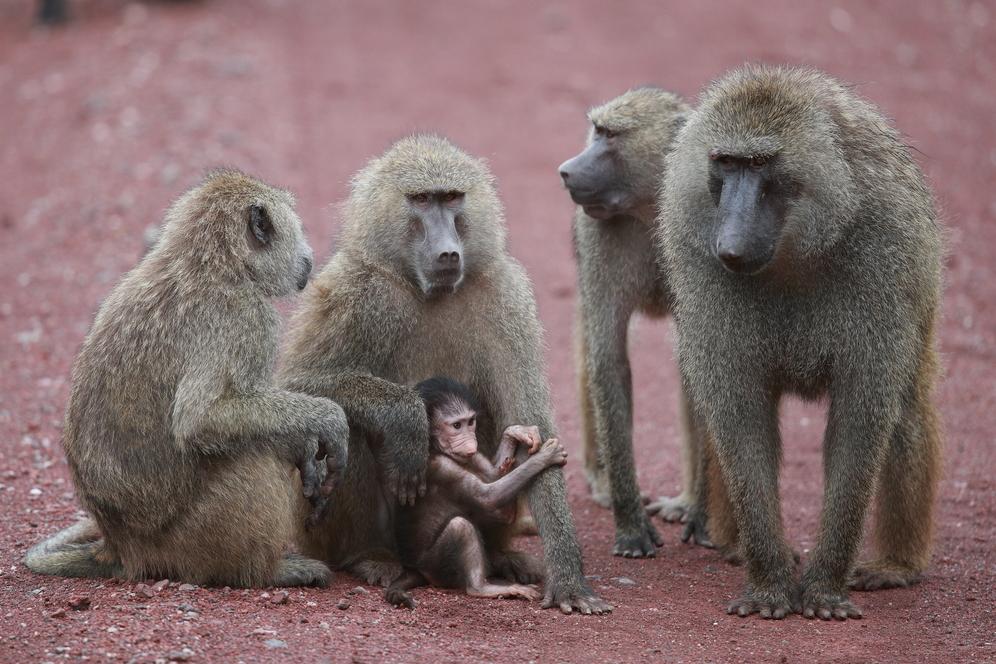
281, 135, 611, 614
658, 65, 943, 620
25, 169, 349, 588
559, 87, 728, 559
385, 376, 562, 609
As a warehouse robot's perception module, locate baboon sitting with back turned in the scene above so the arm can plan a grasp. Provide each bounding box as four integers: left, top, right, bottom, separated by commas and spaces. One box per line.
659, 65, 943, 620
25, 170, 349, 587
559, 87, 721, 558
281, 135, 611, 614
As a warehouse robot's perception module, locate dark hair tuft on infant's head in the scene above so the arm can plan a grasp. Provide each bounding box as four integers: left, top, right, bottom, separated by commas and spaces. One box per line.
415, 376, 480, 418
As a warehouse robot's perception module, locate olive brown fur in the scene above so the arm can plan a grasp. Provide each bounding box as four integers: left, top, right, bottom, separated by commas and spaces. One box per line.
25, 169, 349, 588
281, 135, 611, 614
560, 87, 719, 558
658, 65, 943, 620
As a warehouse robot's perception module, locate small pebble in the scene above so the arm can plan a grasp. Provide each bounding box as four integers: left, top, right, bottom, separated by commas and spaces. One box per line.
270, 591, 289, 605
152, 579, 170, 592
336, 599, 350, 610
167, 647, 194, 661
135, 583, 156, 598
348, 586, 369, 595
49, 608, 67, 618
68, 595, 91, 610
178, 583, 197, 592
264, 639, 287, 650
613, 577, 637, 586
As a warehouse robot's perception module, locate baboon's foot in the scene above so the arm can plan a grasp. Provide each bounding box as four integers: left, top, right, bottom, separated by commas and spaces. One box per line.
645, 493, 690, 523
385, 586, 417, 609
800, 586, 863, 620
848, 560, 923, 591
727, 583, 797, 620
350, 559, 402, 587
613, 516, 663, 558
720, 547, 743, 565
468, 582, 540, 601
491, 550, 545, 585
585, 467, 612, 509
273, 553, 332, 587
679, 507, 714, 549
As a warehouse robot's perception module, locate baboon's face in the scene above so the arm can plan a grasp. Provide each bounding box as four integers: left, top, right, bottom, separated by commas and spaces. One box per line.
405, 190, 466, 297
706, 150, 791, 275
431, 400, 478, 462
559, 122, 640, 220
244, 201, 314, 296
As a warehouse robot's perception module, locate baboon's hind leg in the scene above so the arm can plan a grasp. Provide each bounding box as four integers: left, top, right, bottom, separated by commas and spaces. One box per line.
851, 354, 941, 591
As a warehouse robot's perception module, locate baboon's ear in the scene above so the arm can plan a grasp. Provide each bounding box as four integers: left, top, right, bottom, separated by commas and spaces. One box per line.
672, 111, 690, 133
249, 204, 273, 246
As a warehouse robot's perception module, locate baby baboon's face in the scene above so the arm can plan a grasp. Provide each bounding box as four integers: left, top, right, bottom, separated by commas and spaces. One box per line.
244, 198, 314, 297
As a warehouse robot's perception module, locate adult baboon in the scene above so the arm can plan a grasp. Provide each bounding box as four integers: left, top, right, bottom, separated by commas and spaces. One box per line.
559, 87, 711, 558
25, 170, 348, 587
281, 135, 611, 614
659, 65, 943, 620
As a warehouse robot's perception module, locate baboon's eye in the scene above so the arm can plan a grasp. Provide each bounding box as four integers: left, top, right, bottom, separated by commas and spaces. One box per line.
468, 417, 475, 427
453, 421, 461, 430
442, 191, 464, 204
709, 150, 731, 165
749, 155, 767, 169
594, 125, 617, 139
408, 193, 430, 206
248, 204, 273, 246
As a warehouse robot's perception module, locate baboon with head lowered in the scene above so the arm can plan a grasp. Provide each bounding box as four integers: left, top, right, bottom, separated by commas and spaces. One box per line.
559, 88, 713, 558
281, 135, 611, 614
659, 65, 943, 619
25, 170, 349, 587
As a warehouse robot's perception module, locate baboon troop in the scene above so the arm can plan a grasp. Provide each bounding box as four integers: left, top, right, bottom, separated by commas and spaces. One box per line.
659, 65, 943, 619
26, 64, 943, 621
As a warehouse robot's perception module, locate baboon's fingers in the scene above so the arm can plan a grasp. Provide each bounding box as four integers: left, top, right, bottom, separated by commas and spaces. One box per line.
299, 458, 320, 499
319, 455, 344, 496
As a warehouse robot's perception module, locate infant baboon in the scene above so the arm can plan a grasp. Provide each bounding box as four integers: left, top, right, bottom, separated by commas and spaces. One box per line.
386, 376, 564, 608
282, 135, 610, 614
559, 87, 709, 558
25, 170, 349, 587
659, 65, 943, 620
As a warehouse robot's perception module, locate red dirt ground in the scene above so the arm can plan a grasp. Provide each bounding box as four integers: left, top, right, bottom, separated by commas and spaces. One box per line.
0, 1, 993, 662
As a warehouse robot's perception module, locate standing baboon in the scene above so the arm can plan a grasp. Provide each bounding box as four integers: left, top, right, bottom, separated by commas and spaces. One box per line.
25, 170, 349, 587
281, 135, 611, 614
659, 65, 943, 619
559, 87, 707, 558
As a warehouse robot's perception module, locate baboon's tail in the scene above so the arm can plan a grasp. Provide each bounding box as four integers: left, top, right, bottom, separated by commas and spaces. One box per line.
24, 518, 122, 579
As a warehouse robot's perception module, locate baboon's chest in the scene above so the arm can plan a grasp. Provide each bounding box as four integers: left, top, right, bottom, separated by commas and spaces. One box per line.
394, 297, 496, 387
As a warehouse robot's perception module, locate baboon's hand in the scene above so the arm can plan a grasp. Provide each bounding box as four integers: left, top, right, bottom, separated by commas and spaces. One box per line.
535, 438, 568, 468
296, 437, 326, 504
501, 424, 542, 453
383, 429, 429, 507
613, 514, 664, 558
541, 578, 612, 615
679, 506, 715, 549
312, 402, 349, 497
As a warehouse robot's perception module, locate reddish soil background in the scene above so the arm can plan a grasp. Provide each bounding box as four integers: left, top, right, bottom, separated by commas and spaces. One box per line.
0, 1, 993, 662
